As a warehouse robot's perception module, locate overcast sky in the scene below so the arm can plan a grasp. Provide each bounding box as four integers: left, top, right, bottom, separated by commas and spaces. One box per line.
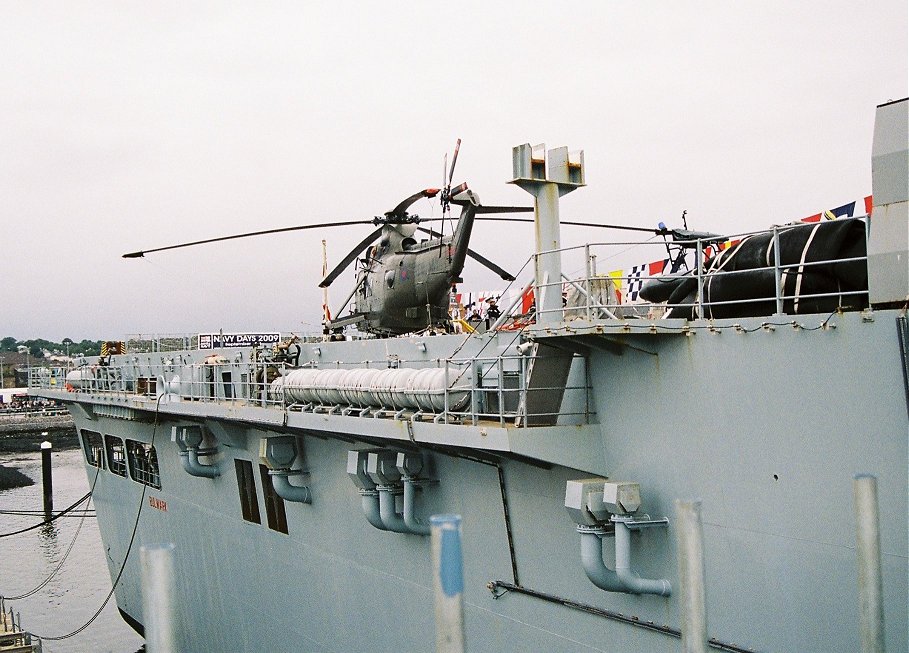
1, 1, 906, 342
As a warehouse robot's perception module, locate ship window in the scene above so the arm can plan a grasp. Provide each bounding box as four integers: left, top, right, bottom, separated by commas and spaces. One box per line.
104, 435, 127, 476
80, 430, 105, 469
235, 459, 261, 524
126, 440, 161, 489
258, 464, 288, 534
222, 371, 233, 399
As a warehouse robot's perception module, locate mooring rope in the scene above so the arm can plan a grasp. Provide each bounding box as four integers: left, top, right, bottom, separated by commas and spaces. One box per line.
2, 466, 101, 600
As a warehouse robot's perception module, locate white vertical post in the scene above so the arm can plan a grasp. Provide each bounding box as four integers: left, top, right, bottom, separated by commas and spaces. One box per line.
431, 514, 465, 653
676, 499, 708, 653
141, 543, 177, 653
853, 474, 885, 653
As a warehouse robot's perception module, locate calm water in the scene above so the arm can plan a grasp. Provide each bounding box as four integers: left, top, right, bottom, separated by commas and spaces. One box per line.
0, 446, 145, 653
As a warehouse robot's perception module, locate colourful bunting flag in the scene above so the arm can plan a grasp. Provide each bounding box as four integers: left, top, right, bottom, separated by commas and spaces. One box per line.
608, 269, 624, 303
648, 259, 668, 276
626, 264, 647, 302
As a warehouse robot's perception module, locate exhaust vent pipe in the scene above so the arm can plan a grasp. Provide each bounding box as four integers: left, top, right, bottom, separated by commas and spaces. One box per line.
176, 426, 220, 479
260, 436, 312, 503
566, 479, 671, 597
347, 449, 386, 529
348, 449, 435, 535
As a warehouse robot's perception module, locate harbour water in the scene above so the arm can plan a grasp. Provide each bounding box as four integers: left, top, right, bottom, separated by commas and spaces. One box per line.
0, 444, 145, 653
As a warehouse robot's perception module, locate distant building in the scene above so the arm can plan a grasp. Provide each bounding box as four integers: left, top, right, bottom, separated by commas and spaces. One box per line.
14, 368, 29, 387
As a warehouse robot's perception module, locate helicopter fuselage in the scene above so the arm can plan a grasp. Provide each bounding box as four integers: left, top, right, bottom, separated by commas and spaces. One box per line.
344, 194, 478, 336
354, 234, 464, 334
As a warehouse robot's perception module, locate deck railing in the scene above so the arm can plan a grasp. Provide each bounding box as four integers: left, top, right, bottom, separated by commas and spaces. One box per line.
29, 352, 591, 428
524, 219, 869, 324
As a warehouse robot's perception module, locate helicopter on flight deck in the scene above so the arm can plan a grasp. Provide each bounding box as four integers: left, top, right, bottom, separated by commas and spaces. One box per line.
123, 141, 534, 336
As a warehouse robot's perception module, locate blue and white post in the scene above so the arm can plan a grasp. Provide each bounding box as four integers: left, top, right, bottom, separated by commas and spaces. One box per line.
430, 514, 465, 653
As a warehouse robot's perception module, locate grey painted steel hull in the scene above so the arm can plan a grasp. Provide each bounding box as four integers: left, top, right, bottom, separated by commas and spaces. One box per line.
43, 309, 908, 652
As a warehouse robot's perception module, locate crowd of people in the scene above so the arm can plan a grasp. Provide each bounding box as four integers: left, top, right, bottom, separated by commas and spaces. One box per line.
0, 396, 62, 415
466, 297, 501, 323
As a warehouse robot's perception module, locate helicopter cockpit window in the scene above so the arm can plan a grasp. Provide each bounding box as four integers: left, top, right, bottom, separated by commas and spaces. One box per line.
385, 270, 396, 288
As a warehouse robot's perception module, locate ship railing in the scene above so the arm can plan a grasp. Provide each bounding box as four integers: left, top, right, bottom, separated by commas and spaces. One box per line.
125, 334, 199, 353
29, 351, 591, 428
520, 219, 870, 324
438, 353, 590, 427
26, 367, 69, 391
267, 353, 587, 427
123, 332, 323, 353
28, 360, 289, 410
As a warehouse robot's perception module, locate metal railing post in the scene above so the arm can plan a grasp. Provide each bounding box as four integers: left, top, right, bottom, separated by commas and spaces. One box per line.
496, 357, 504, 426
584, 244, 592, 322
532, 253, 540, 320
443, 358, 450, 424
695, 239, 704, 319
772, 226, 784, 315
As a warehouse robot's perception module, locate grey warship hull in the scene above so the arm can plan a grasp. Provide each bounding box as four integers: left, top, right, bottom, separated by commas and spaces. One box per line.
31, 99, 909, 652
35, 311, 908, 652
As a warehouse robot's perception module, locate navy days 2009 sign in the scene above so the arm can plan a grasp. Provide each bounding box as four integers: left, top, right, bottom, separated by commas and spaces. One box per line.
198, 333, 281, 349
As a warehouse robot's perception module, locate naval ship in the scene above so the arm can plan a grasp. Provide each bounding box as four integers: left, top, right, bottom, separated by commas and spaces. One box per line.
29, 99, 907, 652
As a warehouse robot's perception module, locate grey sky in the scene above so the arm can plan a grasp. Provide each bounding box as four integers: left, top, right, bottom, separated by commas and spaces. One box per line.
2, 1, 906, 341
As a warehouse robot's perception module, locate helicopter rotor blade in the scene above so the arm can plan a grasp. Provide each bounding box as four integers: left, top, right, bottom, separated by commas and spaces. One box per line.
386, 188, 440, 220
474, 205, 533, 214
331, 275, 366, 320
469, 216, 662, 233
464, 249, 515, 281
121, 220, 375, 259
319, 226, 384, 288
415, 226, 514, 280
448, 138, 461, 187
447, 182, 469, 200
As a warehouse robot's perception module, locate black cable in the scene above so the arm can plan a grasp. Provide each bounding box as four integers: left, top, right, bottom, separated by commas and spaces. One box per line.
488, 581, 757, 653
495, 462, 519, 586
0, 491, 93, 538
0, 510, 95, 517
4, 468, 100, 600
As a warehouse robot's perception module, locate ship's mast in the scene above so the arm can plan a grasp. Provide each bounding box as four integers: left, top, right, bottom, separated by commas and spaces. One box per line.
510, 144, 585, 325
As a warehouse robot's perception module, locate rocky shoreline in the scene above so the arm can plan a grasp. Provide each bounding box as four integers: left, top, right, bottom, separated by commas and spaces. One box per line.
0, 412, 79, 490
0, 464, 35, 490
0, 413, 78, 447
